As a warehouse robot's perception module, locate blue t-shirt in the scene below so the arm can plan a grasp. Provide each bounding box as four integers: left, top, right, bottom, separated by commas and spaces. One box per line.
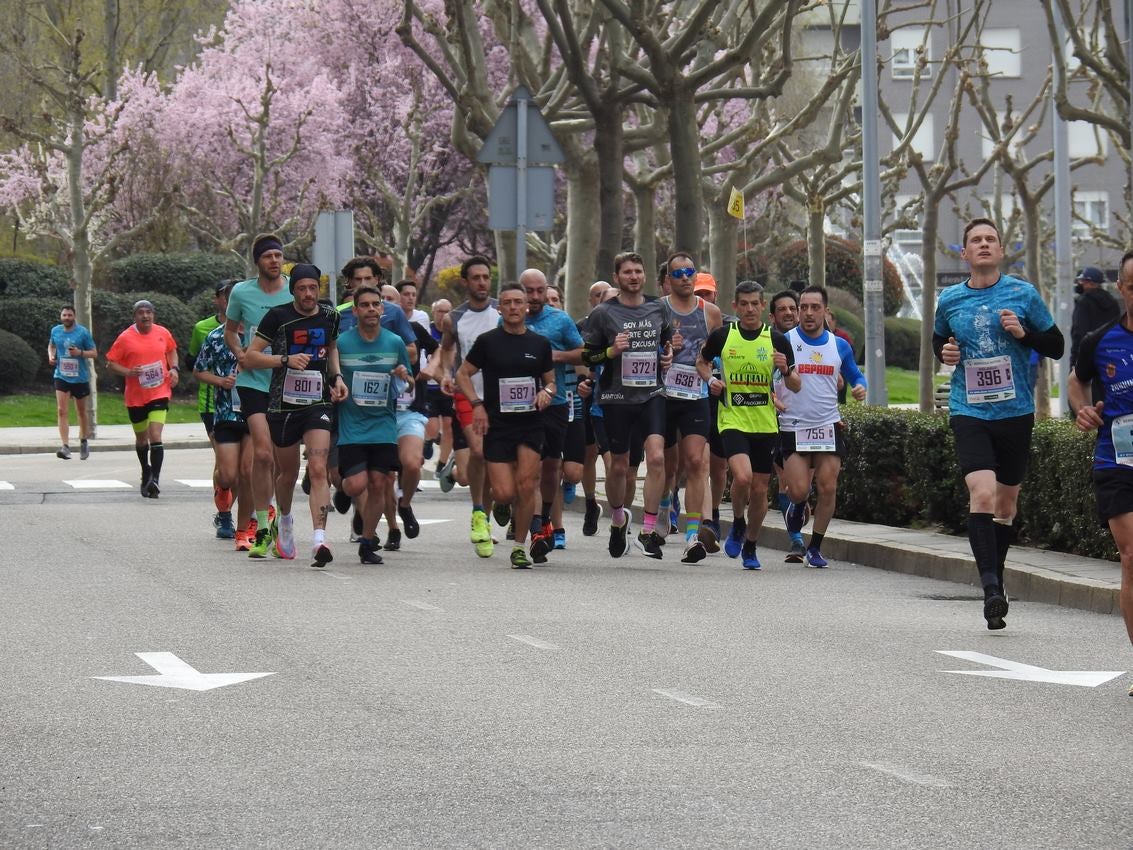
337, 300, 416, 346
1074, 317, 1133, 469
523, 305, 583, 406
193, 326, 244, 425
336, 327, 412, 446
934, 274, 1055, 420
50, 323, 96, 383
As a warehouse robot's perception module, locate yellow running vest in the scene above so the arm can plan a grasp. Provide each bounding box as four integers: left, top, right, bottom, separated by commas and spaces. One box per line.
717, 323, 778, 434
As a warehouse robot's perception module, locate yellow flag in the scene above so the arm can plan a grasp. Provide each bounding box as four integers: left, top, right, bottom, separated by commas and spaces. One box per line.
727, 186, 745, 220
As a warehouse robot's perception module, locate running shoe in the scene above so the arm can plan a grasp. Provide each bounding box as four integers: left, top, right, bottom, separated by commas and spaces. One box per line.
398, 504, 420, 538
492, 502, 512, 528
510, 546, 532, 569
786, 502, 806, 534
268, 504, 276, 524
333, 488, 351, 514
358, 540, 383, 565
248, 527, 273, 559
669, 491, 681, 534
699, 519, 721, 554
635, 529, 664, 560
79, 439, 89, 460
214, 511, 236, 540
562, 481, 577, 505
311, 544, 334, 568
553, 529, 566, 550
741, 548, 762, 571
146, 477, 160, 499
505, 521, 515, 541
805, 547, 828, 568
681, 537, 706, 564
273, 515, 297, 560
785, 539, 806, 563
56, 445, 71, 460
438, 456, 457, 493
529, 531, 551, 564
608, 508, 632, 557
723, 519, 746, 559
471, 510, 493, 558
384, 528, 402, 551
582, 501, 603, 536
235, 528, 252, 551
423, 439, 435, 460
984, 590, 1008, 630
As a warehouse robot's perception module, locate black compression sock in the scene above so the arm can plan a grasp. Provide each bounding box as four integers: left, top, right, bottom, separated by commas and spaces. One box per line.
150, 442, 164, 481
968, 512, 1000, 591
136, 445, 150, 478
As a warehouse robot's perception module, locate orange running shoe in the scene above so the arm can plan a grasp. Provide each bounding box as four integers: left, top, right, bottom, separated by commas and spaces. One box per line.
234, 529, 251, 551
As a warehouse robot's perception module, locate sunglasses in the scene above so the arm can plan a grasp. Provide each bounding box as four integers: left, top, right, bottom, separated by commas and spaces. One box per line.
670, 267, 697, 279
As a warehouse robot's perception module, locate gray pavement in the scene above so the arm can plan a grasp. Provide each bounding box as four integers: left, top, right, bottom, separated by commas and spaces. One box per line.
0, 424, 1121, 618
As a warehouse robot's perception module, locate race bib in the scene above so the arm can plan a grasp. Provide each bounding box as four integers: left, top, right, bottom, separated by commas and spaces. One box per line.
351, 371, 390, 407
795, 424, 836, 452
395, 377, 414, 411
663, 363, 703, 400
139, 361, 165, 389
59, 357, 80, 378
964, 355, 1015, 404
621, 350, 657, 387
1113, 413, 1133, 467
282, 368, 323, 405
567, 390, 575, 423
499, 376, 536, 413
230, 386, 242, 413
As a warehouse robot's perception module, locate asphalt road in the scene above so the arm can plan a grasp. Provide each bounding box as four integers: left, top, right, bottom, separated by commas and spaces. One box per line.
1, 449, 1130, 848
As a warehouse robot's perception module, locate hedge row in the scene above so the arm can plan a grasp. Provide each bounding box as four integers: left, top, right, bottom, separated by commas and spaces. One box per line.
836, 406, 1116, 560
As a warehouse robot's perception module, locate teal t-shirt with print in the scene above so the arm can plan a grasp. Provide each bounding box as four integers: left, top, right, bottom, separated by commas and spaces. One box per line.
336, 326, 412, 446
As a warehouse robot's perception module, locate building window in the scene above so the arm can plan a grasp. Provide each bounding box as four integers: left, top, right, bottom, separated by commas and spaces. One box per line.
1073, 190, 1109, 237
891, 29, 931, 80
1067, 121, 1108, 158
979, 28, 1022, 78
891, 113, 935, 161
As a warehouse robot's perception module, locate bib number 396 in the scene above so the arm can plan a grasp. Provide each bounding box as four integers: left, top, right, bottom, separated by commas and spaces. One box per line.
964, 355, 1016, 404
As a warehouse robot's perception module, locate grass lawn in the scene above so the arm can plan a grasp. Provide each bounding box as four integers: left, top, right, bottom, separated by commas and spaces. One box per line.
883, 367, 948, 405
0, 392, 200, 427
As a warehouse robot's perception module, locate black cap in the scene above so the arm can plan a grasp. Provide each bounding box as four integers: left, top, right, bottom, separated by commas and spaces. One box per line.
1076, 266, 1105, 284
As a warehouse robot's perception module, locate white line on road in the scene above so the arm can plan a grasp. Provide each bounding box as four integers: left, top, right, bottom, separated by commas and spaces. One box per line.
860, 762, 952, 788
401, 599, 443, 611
175, 479, 214, 488
64, 479, 131, 489
508, 634, 560, 650
0, 481, 13, 490
317, 571, 351, 580
651, 688, 720, 708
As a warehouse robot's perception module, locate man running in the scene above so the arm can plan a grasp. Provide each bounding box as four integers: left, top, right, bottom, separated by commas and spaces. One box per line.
245, 264, 347, 567
225, 234, 293, 554
426, 298, 457, 487
455, 282, 555, 568
778, 286, 867, 568
190, 279, 236, 536
698, 281, 798, 569
105, 300, 179, 497
578, 281, 611, 535
336, 285, 414, 564
934, 217, 1064, 629
769, 288, 807, 561
440, 256, 500, 558
582, 252, 674, 559
47, 305, 96, 460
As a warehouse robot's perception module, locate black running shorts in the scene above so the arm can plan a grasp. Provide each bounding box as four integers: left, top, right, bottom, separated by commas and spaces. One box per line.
949, 413, 1033, 486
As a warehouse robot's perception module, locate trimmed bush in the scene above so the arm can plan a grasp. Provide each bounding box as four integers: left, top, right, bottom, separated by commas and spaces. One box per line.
0, 328, 40, 392
884, 317, 921, 370
0, 258, 71, 298
93, 291, 197, 395
830, 307, 864, 359
0, 296, 61, 382
102, 253, 246, 303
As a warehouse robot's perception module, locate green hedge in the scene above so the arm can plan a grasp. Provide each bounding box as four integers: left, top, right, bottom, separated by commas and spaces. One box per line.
884, 317, 921, 370
0, 329, 40, 391
0, 258, 71, 299
102, 253, 246, 303
0, 297, 60, 383
836, 406, 1117, 560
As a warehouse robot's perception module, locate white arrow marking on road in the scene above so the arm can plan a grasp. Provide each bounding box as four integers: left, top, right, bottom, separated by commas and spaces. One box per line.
402, 600, 443, 611
936, 651, 1124, 687
652, 688, 720, 708
175, 479, 214, 488
93, 652, 276, 692
508, 634, 559, 650
65, 479, 131, 489
0, 481, 13, 490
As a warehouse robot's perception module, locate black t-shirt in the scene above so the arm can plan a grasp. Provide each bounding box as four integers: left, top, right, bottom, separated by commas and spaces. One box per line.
465, 327, 553, 427
407, 321, 439, 414
256, 302, 341, 412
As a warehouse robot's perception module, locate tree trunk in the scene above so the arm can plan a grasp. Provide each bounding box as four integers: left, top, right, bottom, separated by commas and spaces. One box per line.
918, 200, 942, 413
807, 197, 826, 288
706, 203, 738, 306
668, 84, 704, 254
632, 181, 656, 290
68, 105, 97, 433
563, 155, 601, 317
593, 104, 625, 281
104, 0, 120, 100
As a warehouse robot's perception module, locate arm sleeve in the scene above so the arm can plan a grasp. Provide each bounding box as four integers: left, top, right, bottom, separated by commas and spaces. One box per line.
414, 323, 439, 356
1020, 324, 1064, 360
699, 325, 730, 362
771, 329, 795, 368
837, 337, 866, 387
1073, 320, 1117, 384
932, 333, 949, 362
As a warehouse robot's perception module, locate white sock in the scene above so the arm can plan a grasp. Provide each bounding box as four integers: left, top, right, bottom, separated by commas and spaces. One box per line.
313, 529, 326, 547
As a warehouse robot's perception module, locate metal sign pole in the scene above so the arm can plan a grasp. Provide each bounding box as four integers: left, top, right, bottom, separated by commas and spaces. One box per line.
860, 0, 888, 405
515, 88, 529, 278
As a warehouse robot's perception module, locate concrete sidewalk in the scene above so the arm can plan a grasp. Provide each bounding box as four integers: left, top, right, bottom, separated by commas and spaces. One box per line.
0, 423, 1121, 619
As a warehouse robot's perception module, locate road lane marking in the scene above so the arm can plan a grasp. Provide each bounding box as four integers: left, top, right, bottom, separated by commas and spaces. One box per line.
0, 481, 13, 490
508, 634, 560, 650
175, 479, 214, 488
651, 688, 719, 708
317, 571, 351, 580
936, 651, 1125, 687
64, 479, 131, 489
402, 600, 443, 611
860, 762, 952, 788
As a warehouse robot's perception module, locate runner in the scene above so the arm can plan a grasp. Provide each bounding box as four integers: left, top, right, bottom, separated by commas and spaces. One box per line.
105, 300, 179, 498
768, 288, 808, 561
425, 298, 457, 488
660, 253, 722, 563
244, 263, 347, 568
582, 252, 675, 559
1070, 247, 1133, 691
455, 282, 555, 568
193, 291, 253, 546
397, 279, 430, 328
934, 217, 1064, 629
698, 281, 798, 569
336, 285, 414, 564
225, 233, 293, 555
440, 256, 500, 558
189, 279, 236, 536
578, 281, 610, 535
778, 285, 868, 568
693, 273, 727, 552
47, 305, 96, 460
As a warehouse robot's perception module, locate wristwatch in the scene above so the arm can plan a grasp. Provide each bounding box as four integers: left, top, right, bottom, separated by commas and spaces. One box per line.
280, 354, 290, 367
